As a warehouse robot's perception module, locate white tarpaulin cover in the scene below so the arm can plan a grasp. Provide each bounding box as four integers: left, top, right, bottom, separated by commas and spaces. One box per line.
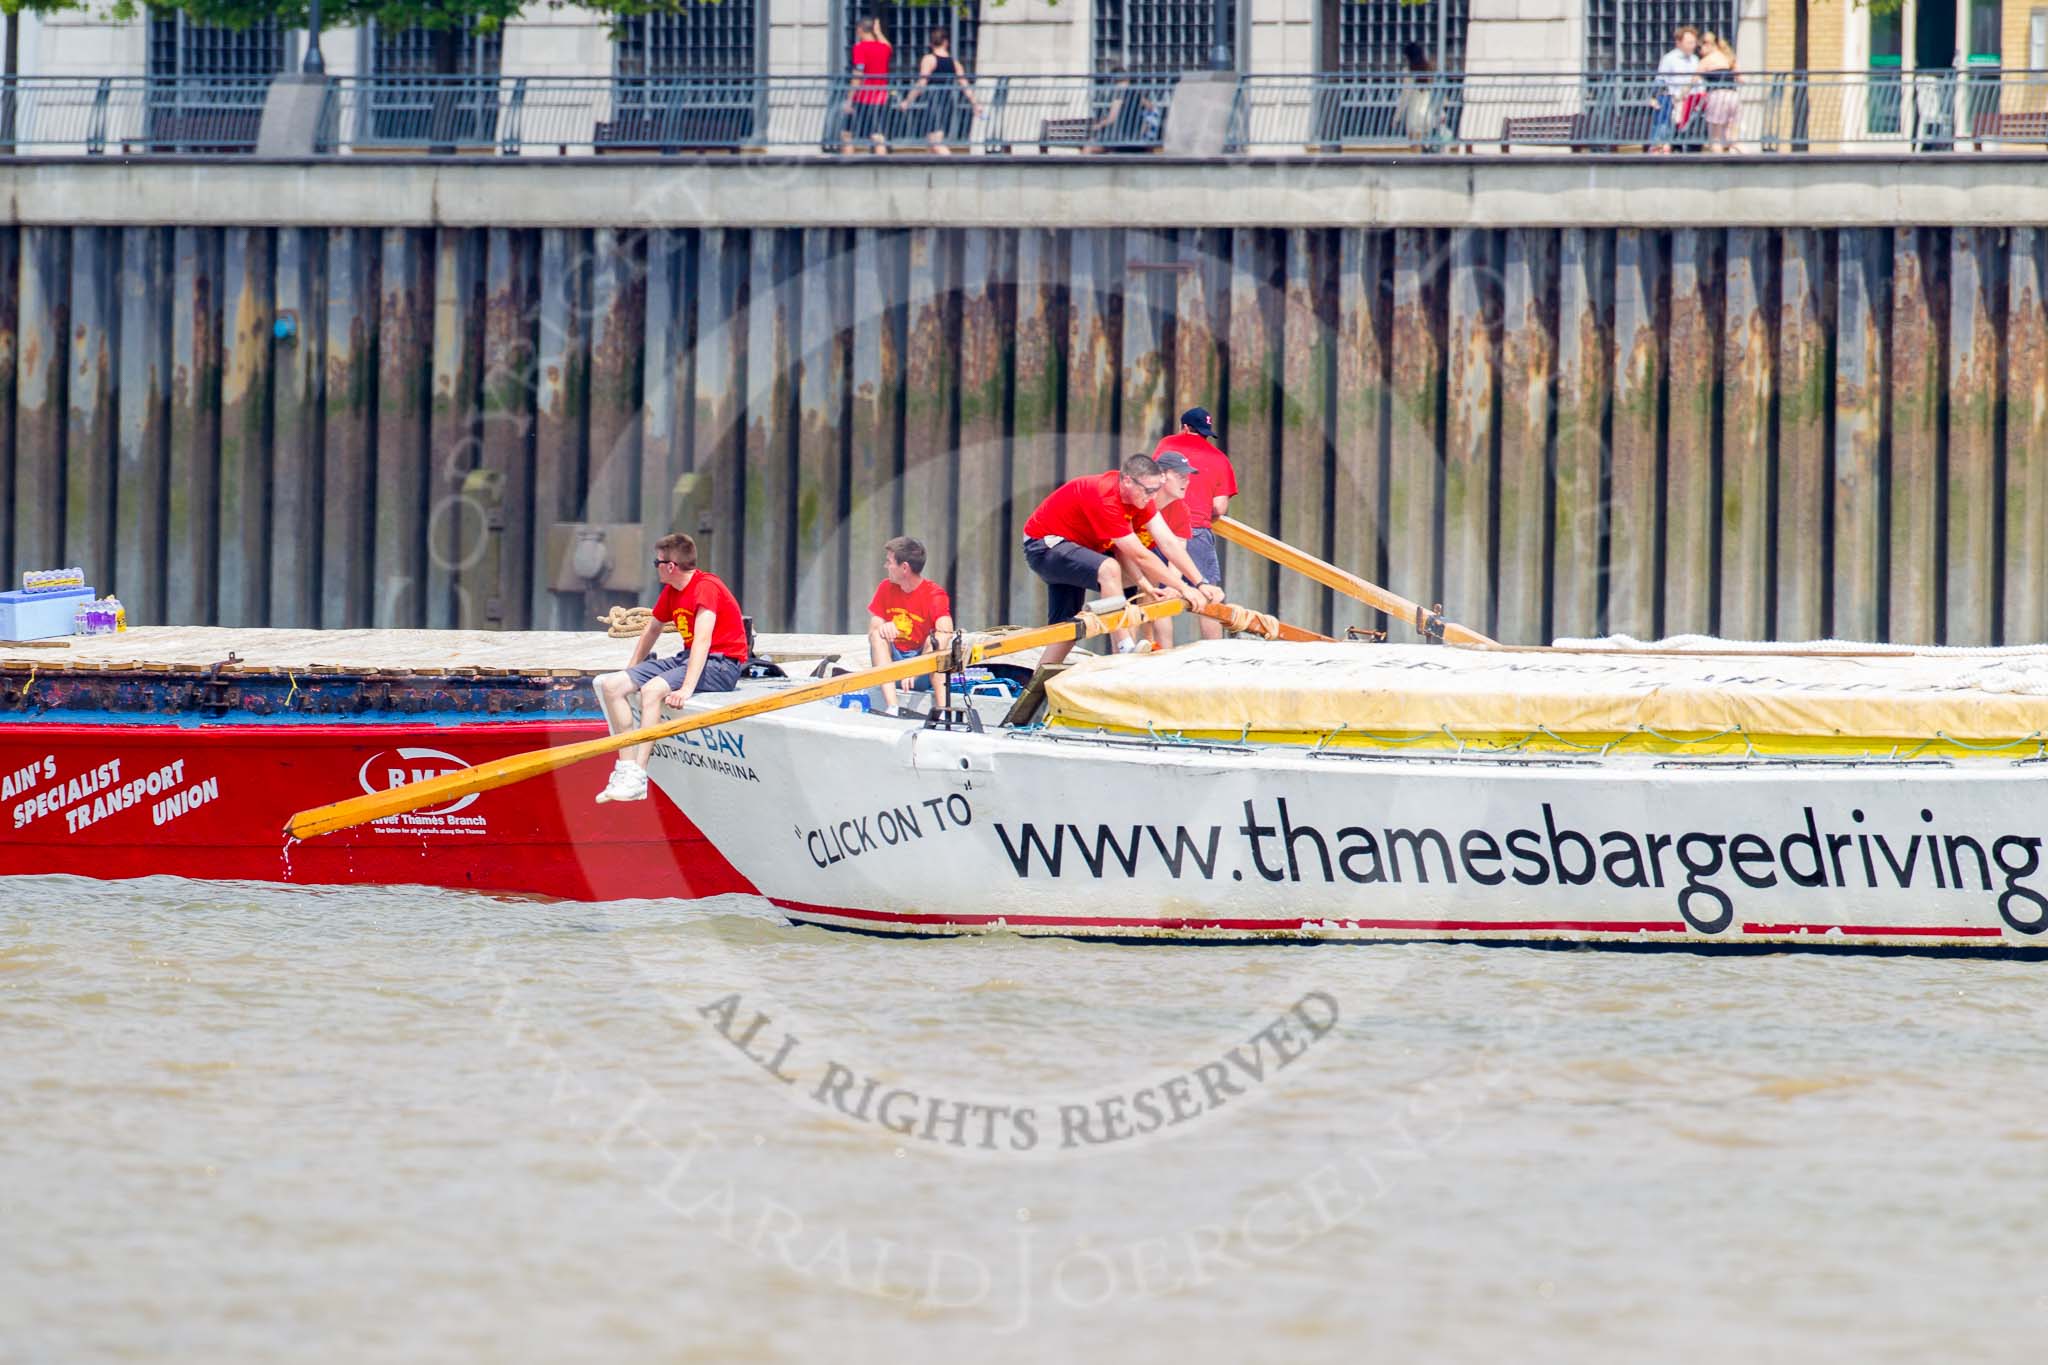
1043, 640, 2048, 745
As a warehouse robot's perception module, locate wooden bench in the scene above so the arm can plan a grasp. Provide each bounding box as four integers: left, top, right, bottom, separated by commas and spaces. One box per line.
1500, 106, 1658, 153
1499, 114, 1576, 151
1972, 110, 2048, 150
1037, 116, 1092, 151
594, 104, 754, 154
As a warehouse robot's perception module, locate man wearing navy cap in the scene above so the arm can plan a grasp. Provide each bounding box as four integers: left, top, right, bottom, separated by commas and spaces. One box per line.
1153, 407, 1239, 641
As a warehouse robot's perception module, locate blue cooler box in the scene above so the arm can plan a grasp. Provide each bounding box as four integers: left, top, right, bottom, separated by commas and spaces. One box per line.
0, 585, 93, 641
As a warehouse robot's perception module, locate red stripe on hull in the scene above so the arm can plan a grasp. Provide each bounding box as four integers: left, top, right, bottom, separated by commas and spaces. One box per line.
1, 721, 750, 902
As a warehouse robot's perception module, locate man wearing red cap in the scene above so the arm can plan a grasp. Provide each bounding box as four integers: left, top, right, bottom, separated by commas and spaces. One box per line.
1153, 406, 1238, 641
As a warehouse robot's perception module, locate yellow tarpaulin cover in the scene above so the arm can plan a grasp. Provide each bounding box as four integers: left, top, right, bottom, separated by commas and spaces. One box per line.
1043, 641, 2048, 749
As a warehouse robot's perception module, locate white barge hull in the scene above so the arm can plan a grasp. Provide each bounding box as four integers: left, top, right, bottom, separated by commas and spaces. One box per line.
647, 695, 2048, 951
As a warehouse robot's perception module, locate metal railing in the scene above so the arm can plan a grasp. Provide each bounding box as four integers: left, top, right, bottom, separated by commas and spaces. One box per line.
312, 73, 1183, 156
2, 70, 2046, 157
0, 76, 274, 154
1232, 69, 2047, 154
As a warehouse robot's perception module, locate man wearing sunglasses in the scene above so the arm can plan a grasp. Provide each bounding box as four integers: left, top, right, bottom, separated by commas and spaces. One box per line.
593, 532, 750, 804
1021, 453, 1218, 666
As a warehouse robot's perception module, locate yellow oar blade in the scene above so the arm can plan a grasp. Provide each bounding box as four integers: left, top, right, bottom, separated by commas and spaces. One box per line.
1210, 516, 1495, 646
285, 597, 1188, 841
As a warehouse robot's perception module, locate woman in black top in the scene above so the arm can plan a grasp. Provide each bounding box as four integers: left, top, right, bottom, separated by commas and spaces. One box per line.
901, 29, 981, 153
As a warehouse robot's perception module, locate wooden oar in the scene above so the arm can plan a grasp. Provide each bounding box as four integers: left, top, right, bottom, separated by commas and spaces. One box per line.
1210, 516, 1496, 646
285, 596, 1189, 840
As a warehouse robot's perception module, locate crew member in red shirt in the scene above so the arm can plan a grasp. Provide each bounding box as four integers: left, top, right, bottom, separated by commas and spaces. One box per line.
1153, 407, 1238, 641
594, 531, 751, 803
1021, 453, 1218, 666
1128, 448, 1204, 650
842, 17, 894, 155
867, 534, 956, 713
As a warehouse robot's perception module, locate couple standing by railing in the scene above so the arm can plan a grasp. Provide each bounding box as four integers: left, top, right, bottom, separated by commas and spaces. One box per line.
840, 17, 982, 155
1652, 25, 1742, 153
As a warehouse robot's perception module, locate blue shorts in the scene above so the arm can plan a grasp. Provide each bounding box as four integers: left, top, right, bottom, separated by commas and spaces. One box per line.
625, 652, 743, 694
890, 641, 933, 692
1187, 527, 1223, 590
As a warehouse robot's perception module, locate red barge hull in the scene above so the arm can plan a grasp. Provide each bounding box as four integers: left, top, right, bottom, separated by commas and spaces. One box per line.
1, 720, 753, 902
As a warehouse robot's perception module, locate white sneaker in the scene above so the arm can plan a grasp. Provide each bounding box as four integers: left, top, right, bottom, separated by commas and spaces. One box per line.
595, 759, 648, 804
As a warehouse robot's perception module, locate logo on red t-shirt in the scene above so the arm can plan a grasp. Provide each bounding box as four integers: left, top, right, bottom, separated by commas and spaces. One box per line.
652, 572, 750, 660
868, 578, 952, 650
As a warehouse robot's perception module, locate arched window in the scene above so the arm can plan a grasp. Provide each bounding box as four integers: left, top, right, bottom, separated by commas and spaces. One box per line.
1329, 0, 1468, 73
1093, 0, 1235, 73
842, 2, 982, 73
1585, 0, 1736, 74
617, 1, 764, 77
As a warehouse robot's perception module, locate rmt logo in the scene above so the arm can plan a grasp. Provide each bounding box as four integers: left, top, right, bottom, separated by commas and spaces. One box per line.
356, 748, 480, 815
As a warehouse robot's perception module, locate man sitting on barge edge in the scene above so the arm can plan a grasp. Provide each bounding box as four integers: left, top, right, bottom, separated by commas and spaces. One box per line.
594, 532, 750, 804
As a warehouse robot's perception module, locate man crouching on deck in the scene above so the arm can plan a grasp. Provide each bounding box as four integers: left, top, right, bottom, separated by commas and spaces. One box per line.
1022, 453, 1218, 667
593, 532, 750, 803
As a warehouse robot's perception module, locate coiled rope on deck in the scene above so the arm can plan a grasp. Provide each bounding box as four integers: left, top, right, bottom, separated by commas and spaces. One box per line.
598, 606, 678, 639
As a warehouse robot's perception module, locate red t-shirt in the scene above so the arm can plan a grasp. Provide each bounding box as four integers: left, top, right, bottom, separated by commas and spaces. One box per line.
868, 577, 952, 651
1154, 433, 1238, 530
1134, 496, 1192, 550
852, 40, 892, 104
651, 571, 750, 661
1022, 471, 1154, 553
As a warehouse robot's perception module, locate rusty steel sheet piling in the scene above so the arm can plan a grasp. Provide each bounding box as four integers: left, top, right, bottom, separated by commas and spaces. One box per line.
7, 221, 2048, 647
1551, 227, 1610, 640
65, 225, 119, 601
1385, 227, 1442, 622
1006, 228, 1065, 627
1227, 227, 1283, 614
1332, 227, 1391, 636
1774, 227, 1829, 641
1832, 227, 1887, 644
2007, 228, 2048, 643
320, 227, 376, 629
269, 227, 323, 629
218, 226, 274, 628
1277, 229, 1335, 633
900, 227, 957, 615
375, 228, 431, 629
844, 227, 903, 631
481, 226, 539, 631
1946, 226, 2001, 646
1887, 226, 1942, 645
115, 226, 172, 627
1718, 227, 1773, 642
743, 229, 799, 621
167, 226, 219, 626
1497, 227, 1555, 646
1663, 228, 1715, 638
1442, 229, 1498, 640
955, 227, 1013, 630
795, 227, 850, 633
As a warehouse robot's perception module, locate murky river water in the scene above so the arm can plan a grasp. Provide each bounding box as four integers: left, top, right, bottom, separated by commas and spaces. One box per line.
3, 875, 2044, 1361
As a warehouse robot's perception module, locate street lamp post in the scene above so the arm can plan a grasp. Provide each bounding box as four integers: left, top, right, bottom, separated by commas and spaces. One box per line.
303, 0, 326, 74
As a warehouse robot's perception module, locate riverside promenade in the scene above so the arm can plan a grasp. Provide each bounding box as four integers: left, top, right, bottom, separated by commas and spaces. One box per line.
3, 154, 2044, 645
